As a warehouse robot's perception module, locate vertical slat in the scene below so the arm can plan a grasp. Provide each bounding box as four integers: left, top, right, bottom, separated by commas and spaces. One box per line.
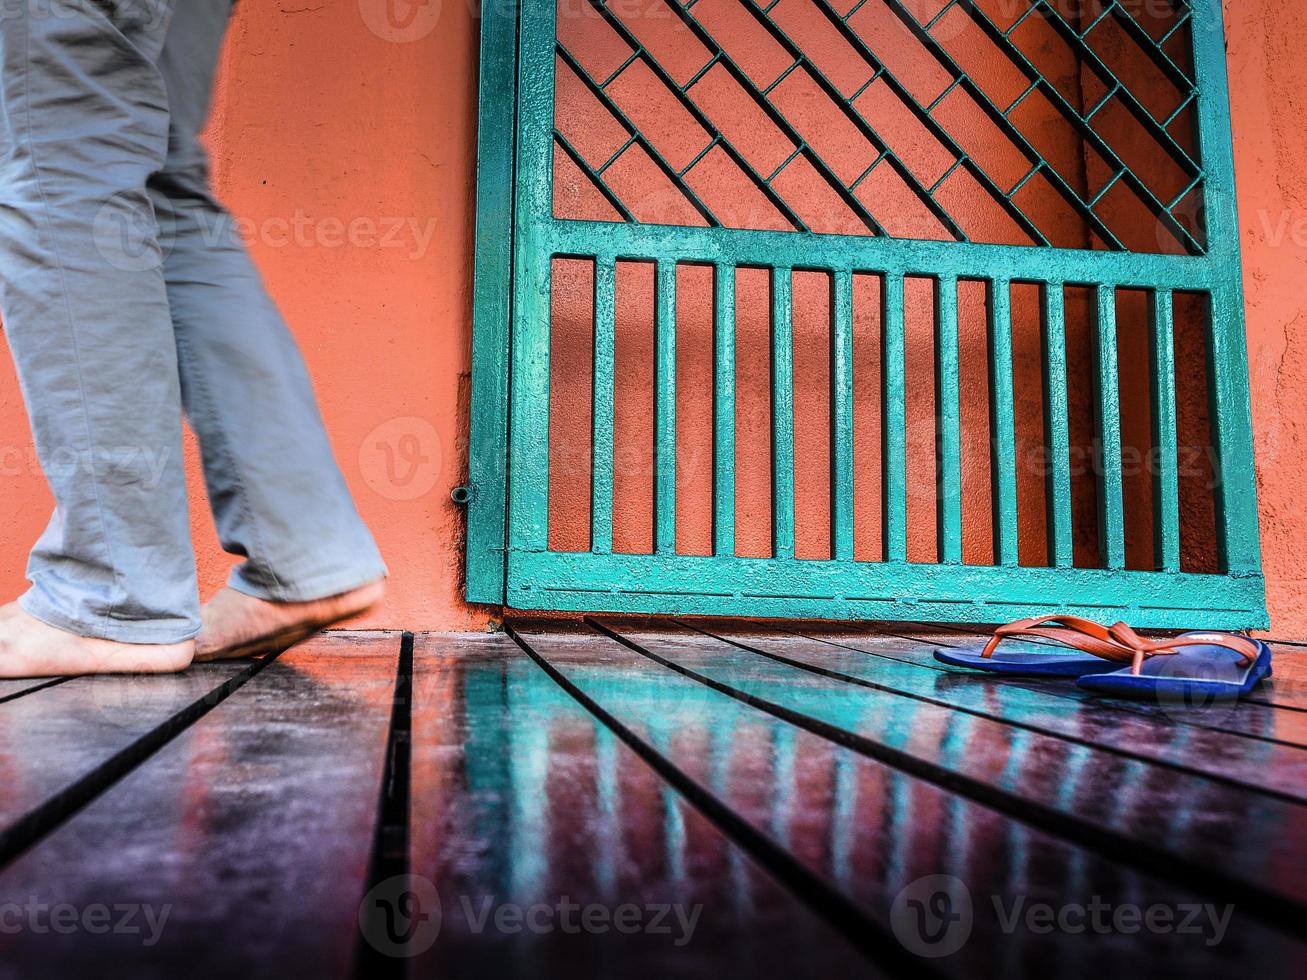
654, 260, 678, 555
1094, 284, 1126, 570
882, 273, 908, 562
591, 257, 616, 554
714, 263, 737, 557
1149, 289, 1181, 573
1041, 282, 1074, 568
772, 267, 796, 560
935, 275, 962, 564
1190, 0, 1263, 586
987, 278, 1020, 566
505, 0, 557, 558
831, 270, 855, 561
464, 0, 519, 601
1206, 283, 1263, 576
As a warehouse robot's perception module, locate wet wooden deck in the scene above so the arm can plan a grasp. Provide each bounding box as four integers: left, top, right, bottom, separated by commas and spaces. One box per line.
0, 619, 1304, 979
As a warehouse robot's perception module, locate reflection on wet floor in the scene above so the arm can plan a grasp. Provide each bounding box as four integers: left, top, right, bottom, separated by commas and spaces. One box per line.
413, 625, 1306, 979
0, 624, 1303, 979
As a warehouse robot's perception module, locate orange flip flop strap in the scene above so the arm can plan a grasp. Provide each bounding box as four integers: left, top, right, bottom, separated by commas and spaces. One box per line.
983, 617, 1259, 676
1107, 623, 1260, 667
982, 615, 1138, 662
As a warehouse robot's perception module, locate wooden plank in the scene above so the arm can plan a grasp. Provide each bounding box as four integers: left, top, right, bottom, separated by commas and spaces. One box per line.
0, 663, 253, 861
595, 621, 1307, 937
1095, 284, 1127, 570
792, 623, 1307, 787
592, 256, 617, 554
935, 274, 962, 564
523, 622, 1305, 974
987, 278, 1019, 566
693, 619, 1307, 790
881, 273, 907, 562
1041, 282, 1074, 567
1260, 643, 1307, 710
0, 633, 401, 977
408, 632, 866, 976
855, 620, 1307, 712
0, 677, 66, 705
849, 619, 1307, 741
655, 259, 678, 555
880, 623, 1307, 745
830, 269, 855, 561
713, 262, 736, 557
771, 267, 795, 560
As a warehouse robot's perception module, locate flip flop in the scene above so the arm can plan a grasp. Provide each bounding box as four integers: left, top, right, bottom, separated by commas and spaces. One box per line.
934, 615, 1148, 677
1074, 626, 1271, 701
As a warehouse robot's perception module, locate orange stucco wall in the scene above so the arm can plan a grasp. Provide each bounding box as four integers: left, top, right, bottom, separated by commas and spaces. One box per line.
0, 0, 1303, 635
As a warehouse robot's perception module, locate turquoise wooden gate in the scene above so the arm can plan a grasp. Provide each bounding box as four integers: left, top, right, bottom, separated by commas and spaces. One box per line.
466, 0, 1266, 629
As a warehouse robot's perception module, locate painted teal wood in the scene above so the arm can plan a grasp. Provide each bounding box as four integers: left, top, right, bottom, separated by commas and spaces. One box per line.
655, 260, 677, 555
935, 276, 962, 564
882, 274, 907, 563
1193, 0, 1262, 577
592, 258, 616, 554
714, 264, 736, 558
506, 551, 1265, 629
771, 269, 795, 560
831, 271, 855, 562
477, 0, 1267, 629
987, 278, 1019, 566
1149, 289, 1181, 573
1094, 284, 1127, 571
1041, 283, 1074, 569
464, 0, 519, 601
545, 219, 1210, 289
505, 0, 557, 557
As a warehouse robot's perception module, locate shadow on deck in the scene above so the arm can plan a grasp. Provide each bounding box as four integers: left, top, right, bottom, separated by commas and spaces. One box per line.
0, 619, 1304, 978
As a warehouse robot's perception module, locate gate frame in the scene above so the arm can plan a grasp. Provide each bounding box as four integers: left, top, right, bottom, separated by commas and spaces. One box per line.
465, 0, 521, 604
466, 0, 1268, 629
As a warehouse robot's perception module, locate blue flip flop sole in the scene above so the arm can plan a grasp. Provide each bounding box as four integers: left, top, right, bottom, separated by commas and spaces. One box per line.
1074, 636, 1272, 701
934, 647, 1126, 677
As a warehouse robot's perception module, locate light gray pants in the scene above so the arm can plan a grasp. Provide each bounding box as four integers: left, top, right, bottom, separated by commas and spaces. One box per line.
0, 0, 386, 643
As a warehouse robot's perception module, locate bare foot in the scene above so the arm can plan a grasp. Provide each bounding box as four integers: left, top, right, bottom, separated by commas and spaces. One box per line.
0, 602, 194, 679
194, 579, 385, 662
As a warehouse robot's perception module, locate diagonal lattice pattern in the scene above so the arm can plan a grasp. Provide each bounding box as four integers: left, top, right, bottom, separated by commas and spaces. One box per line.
552, 0, 1205, 254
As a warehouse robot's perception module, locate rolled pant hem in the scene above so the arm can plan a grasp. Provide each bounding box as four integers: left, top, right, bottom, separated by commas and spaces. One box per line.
226, 562, 388, 604
18, 591, 201, 645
